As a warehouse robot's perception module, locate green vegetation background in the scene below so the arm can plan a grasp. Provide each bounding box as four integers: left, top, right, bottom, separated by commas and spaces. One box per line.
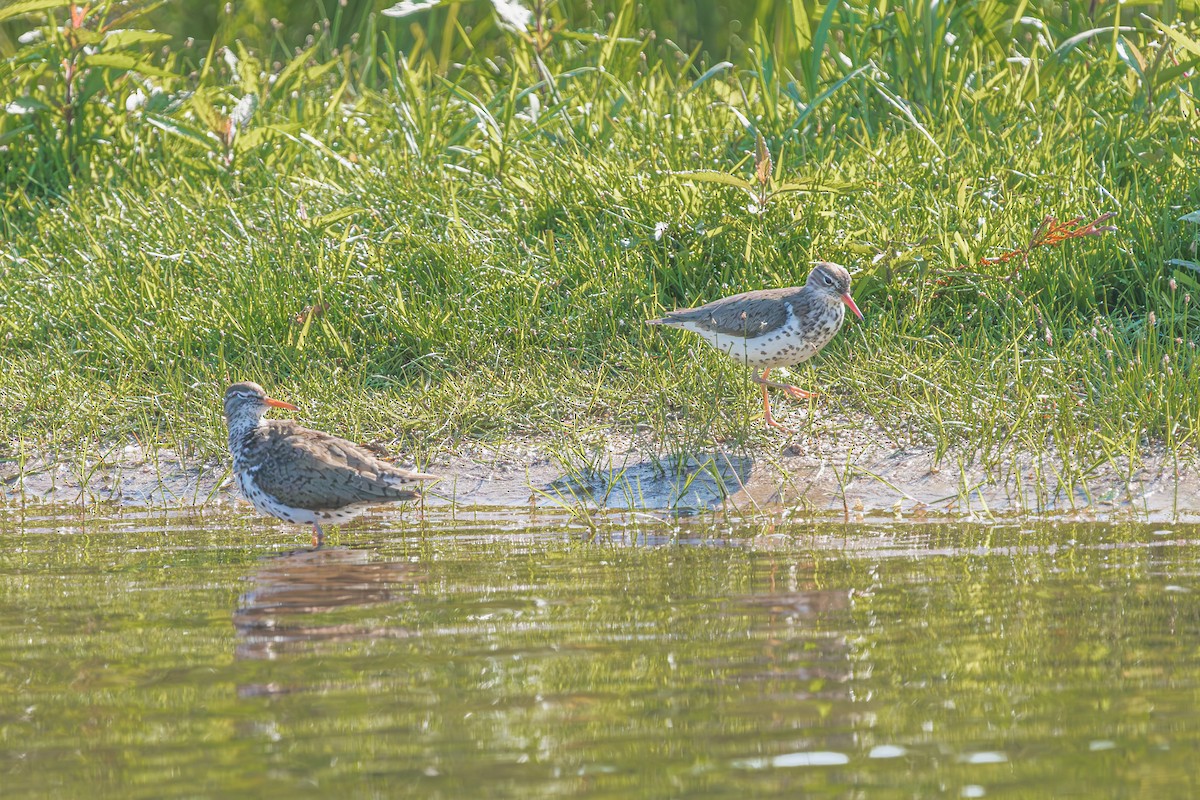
1, 0, 1199, 473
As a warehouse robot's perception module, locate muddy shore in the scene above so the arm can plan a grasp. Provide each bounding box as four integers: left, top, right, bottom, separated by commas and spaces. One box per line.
4, 414, 1198, 524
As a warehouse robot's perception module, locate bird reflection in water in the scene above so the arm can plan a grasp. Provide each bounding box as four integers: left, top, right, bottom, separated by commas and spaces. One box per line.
233, 546, 423, 670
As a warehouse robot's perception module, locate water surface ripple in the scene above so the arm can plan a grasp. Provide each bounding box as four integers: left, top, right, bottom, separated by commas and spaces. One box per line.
1, 513, 1198, 798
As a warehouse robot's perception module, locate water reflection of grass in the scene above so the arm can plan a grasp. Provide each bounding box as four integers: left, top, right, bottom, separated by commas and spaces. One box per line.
4, 515, 1199, 797
2, 3, 1198, 486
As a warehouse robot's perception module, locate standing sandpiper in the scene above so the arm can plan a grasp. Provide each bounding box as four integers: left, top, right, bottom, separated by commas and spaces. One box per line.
224, 381, 436, 547
647, 262, 864, 431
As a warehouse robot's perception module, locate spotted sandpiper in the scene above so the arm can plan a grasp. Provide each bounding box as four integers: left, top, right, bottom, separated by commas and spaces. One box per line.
647, 262, 864, 431
223, 381, 436, 547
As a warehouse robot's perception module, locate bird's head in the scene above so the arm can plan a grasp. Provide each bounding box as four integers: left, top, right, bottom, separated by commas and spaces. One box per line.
223, 381, 298, 427
808, 262, 863, 321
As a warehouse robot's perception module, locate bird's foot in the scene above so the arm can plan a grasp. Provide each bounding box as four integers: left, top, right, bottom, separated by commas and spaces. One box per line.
781, 385, 818, 400
763, 414, 795, 434
753, 373, 819, 399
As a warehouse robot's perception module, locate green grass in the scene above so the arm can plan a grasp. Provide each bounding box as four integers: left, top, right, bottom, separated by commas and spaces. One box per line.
2, 1, 1199, 477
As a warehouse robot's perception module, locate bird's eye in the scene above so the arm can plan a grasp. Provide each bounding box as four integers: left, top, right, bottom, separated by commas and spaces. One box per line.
823, 275, 833, 286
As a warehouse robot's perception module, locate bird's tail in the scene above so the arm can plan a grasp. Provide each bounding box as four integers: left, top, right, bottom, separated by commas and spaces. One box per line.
382, 469, 439, 487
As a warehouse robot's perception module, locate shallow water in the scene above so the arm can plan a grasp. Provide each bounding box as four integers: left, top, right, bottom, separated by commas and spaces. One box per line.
2, 511, 1199, 798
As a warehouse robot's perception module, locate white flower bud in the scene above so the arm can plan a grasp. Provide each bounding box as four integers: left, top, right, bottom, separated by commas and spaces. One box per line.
125, 89, 147, 112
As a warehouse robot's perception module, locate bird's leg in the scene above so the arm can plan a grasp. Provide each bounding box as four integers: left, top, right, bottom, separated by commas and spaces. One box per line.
311, 523, 325, 549
759, 372, 794, 433
752, 367, 818, 399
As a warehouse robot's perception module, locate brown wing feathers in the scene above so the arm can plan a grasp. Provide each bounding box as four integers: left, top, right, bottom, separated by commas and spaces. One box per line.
649, 288, 796, 338
248, 421, 429, 511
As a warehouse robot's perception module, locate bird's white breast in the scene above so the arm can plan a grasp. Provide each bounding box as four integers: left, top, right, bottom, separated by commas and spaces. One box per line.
681, 304, 823, 368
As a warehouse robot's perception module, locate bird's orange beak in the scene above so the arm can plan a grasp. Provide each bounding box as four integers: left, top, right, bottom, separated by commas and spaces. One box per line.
842, 293, 864, 321
265, 397, 298, 411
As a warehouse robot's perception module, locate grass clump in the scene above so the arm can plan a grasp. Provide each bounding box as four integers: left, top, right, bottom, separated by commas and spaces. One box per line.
1, 1, 1199, 475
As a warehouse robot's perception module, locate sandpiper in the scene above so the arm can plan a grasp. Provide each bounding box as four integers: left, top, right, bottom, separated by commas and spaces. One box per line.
223, 381, 436, 547
647, 262, 864, 431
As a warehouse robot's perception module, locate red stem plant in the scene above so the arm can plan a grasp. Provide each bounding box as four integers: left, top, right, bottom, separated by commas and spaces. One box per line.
936, 212, 1119, 288
978, 212, 1119, 276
